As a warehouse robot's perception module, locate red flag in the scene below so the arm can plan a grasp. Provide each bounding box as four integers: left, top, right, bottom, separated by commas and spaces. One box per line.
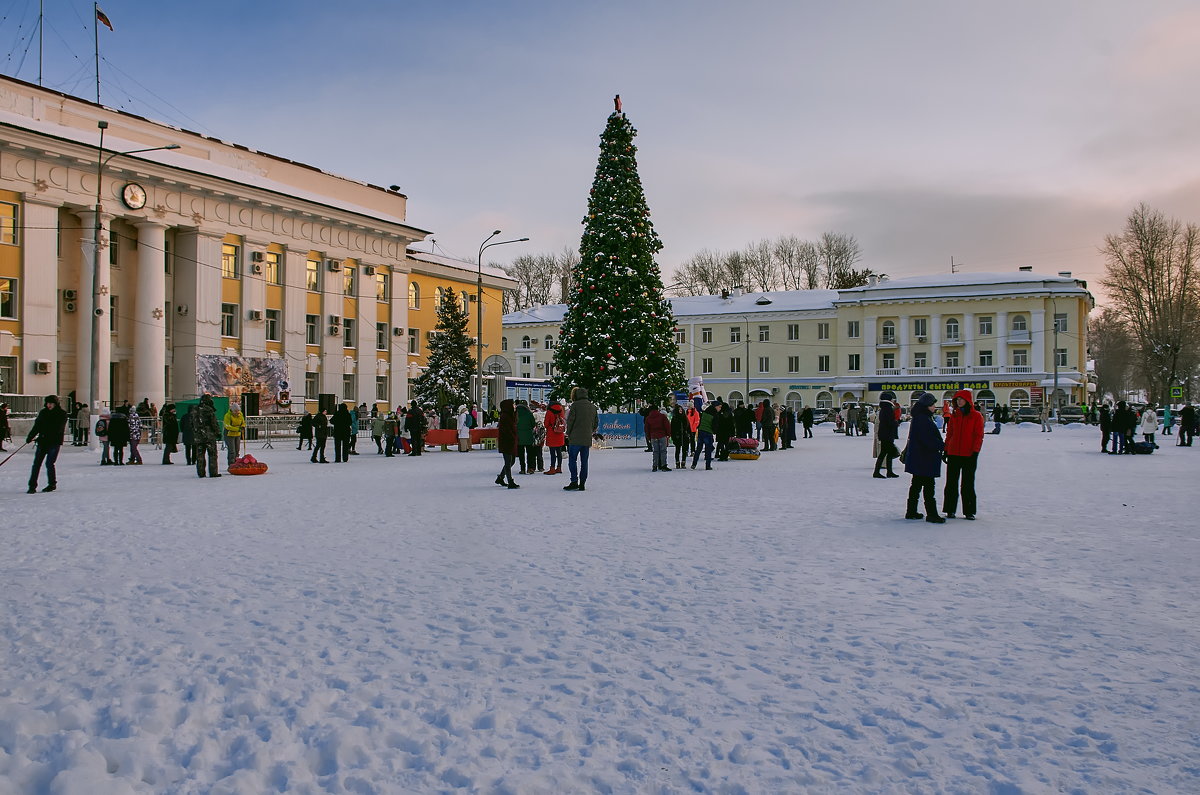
96, 7, 114, 31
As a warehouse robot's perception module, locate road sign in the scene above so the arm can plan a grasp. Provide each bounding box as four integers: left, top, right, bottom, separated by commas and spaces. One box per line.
1171, 386, 1184, 399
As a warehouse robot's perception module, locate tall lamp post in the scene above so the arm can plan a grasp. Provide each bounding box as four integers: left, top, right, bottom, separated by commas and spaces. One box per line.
87, 119, 179, 412
475, 231, 528, 409
1050, 296, 1060, 421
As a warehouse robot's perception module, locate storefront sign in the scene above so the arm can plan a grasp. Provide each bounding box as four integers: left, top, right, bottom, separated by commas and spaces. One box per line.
597, 413, 644, 448
992, 380, 1037, 389
786, 385, 826, 390
868, 381, 990, 392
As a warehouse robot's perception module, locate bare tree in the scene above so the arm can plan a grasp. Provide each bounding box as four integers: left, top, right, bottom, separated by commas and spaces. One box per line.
743, 239, 778, 293
1088, 307, 1135, 402
774, 235, 818, 290
816, 231, 864, 289
671, 249, 730, 296
668, 232, 866, 295
501, 253, 563, 313
1100, 204, 1200, 403
556, 246, 579, 302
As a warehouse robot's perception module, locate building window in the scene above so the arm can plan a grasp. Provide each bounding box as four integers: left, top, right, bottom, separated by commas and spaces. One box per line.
110, 295, 118, 330
787, 323, 800, 341
375, 375, 389, 401
979, 350, 993, 367
846, 320, 859, 339
913, 352, 927, 368
848, 353, 860, 371
945, 318, 959, 341
701, 327, 712, 344
945, 350, 959, 368
1054, 313, 1068, 333
0, 356, 17, 393
1012, 315, 1027, 332
264, 251, 282, 285
730, 327, 741, 343
408, 282, 420, 309
1012, 349, 1028, 367
1055, 348, 1068, 367
701, 358, 713, 374
163, 238, 171, 273
501, 336, 508, 352
305, 314, 319, 345
306, 259, 319, 291
787, 355, 800, 373
758, 356, 770, 373
221, 303, 239, 337
544, 335, 555, 350
979, 316, 993, 336
376, 322, 388, 351
221, 243, 240, 279
377, 273, 389, 301
408, 328, 419, 355
0, 202, 17, 245
343, 374, 356, 402
880, 320, 895, 343
758, 325, 770, 342
343, 266, 357, 296
265, 309, 281, 342
435, 286, 446, 306
343, 318, 356, 348
521, 335, 532, 349
817, 355, 830, 373
817, 322, 829, 340
882, 352, 895, 369
304, 371, 318, 399
913, 318, 927, 339
0, 277, 16, 318
675, 328, 687, 344
730, 357, 741, 374
544, 361, 556, 377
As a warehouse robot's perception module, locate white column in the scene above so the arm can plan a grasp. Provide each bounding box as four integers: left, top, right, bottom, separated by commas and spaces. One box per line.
389, 266, 410, 408
963, 311, 976, 372
76, 209, 114, 408
898, 314, 910, 373
996, 311, 1008, 372
1031, 310, 1046, 374
863, 316, 876, 376
132, 221, 167, 407
356, 265, 376, 406
320, 257, 342, 399
930, 313, 942, 372
21, 199, 60, 395
240, 239, 268, 358
283, 249, 309, 402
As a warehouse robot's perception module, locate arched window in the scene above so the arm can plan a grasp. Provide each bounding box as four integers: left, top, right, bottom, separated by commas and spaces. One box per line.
501, 336, 508, 352
786, 391, 802, 411
816, 391, 834, 409
408, 282, 420, 309
727, 390, 744, 406
881, 320, 895, 343
435, 286, 446, 305
976, 389, 996, 410
1011, 315, 1027, 332
544, 335, 555, 350
945, 318, 959, 341
462, 290, 470, 309
841, 392, 858, 404
521, 335, 532, 349
942, 390, 956, 402
1009, 389, 1030, 408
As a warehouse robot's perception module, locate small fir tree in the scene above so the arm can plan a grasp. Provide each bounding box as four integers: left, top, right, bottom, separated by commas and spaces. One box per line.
553, 97, 683, 408
411, 291, 475, 410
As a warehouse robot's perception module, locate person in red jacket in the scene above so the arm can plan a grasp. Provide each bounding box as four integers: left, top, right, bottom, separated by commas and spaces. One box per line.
942, 388, 985, 520
644, 402, 673, 471
543, 398, 567, 475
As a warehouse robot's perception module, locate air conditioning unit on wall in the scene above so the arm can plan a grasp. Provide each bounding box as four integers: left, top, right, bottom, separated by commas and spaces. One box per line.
363, 265, 376, 276
248, 309, 264, 321
392, 327, 406, 337
251, 263, 263, 274
34, 359, 52, 374
328, 325, 341, 336
326, 259, 342, 272
251, 251, 265, 263
63, 301, 77, 313
63, 289, 78, 301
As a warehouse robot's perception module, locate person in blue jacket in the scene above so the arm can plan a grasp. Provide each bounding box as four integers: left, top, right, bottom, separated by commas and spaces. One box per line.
902, 392, 946, 523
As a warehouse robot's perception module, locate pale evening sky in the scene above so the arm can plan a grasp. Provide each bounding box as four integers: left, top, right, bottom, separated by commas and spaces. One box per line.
5, 0, 1200, 303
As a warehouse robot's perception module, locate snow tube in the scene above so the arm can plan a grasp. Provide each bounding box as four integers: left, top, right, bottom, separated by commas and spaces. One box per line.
728, 450, 760, 460
732, 437, 760, 450
229, 454, 269, 475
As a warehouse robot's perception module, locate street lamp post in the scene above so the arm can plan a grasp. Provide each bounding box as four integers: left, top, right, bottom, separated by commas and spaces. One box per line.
742, 315, 751, 406
1051, 296, 1060, 421
475, 231, 528, 410
87, 120, 179, 414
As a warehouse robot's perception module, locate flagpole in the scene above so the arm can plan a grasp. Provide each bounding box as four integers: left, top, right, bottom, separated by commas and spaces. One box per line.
94, 2, 100, 104
38, 0, 43, 86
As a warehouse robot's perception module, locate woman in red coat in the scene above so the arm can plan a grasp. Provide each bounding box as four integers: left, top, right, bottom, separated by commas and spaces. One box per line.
942, 388, 985, 520
495, 399, 520, 488
543, 398, 567, 475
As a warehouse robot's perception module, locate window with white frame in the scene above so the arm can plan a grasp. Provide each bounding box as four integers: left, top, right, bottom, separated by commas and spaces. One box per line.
544, 361, 555, 377
109, 295, 118, 330
945, 318, 959, 340
701, 358, 713, 374
264, 250, 282, 285
758, 325, 770, 342
787, 323, 799, 341
0, 356, 17, 393
675, 328, 687, 344
758, 356, 770, 373
1055, 348, 1067, 367
265, 309, 281, 342
376, 322, 388, 350
913, 318, 927, 338
847, 320, 859, 339
408, 328, 419, 355
342, 374, 356, 402
343, 318, 356, 348
730, 327, 741, 343
376, 273, 389, 301
544, 335, 555, 350
945, 350, 959, 368
521, 335, 532, 349
882, 352, 895, 369
304, 371, 318, 398
1012, 349, 1028, 367
305, 314, 319, 345
408, 282, 420, 309
979, 349, 993, 367
848, 353, 860, 371
701, 327, 712, 344
787, 355, 800, 373
376, 375, 389, 401
1054, 313, 1068, 333
0, 277, 16, 318
730, 357, 741, 373
0, 202, 17, 245
221, 303, 238, 337
306, 259, 319, 291
221, 243, 240, 279
818, 355, 830, 372
979, 316, 993, 336
1012, 315, 1027, 332
343, 266, 357, 296
501, 336, 508, 352
880, 320, 895, 343
817, 322, 829, 340
913, 351, 927, 368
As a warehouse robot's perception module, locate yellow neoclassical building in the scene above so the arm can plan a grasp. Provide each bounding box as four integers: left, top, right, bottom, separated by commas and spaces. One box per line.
0, 75, 514, 414
502, 270, 1095, 410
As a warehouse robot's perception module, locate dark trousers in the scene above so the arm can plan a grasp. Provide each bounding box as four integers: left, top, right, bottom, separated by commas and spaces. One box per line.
195, 441, 218, 477
334, 436, 350, 462
499, 452, 517, 483
907, 476, 938, 517
803, 425, 813, 438
311, 434, 329, 461
874, 440, 899, 474
410, 433, 423, 455
549, 445, 563, 469
692, 431, 714, 467
1101, 429, 1111, 451
568, 444, 590, 483
676, 433, 695, 463
29, 443, 61, 488
942, 454, 978, 516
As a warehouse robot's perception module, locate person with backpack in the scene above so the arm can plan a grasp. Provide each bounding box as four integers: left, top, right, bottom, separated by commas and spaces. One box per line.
95, 409, 112, 464
457, 404, 474, 452
544, 397, 567, 475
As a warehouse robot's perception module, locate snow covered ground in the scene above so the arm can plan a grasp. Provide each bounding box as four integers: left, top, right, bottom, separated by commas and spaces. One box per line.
1, 422, 1197, 793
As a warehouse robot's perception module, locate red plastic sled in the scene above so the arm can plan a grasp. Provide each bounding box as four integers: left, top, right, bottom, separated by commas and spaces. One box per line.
228, 454, 268, 475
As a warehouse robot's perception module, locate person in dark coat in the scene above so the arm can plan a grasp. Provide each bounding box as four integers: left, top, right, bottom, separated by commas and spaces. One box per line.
902, 392, 945, 523
0, 401, 11, 451
495, 398, 520, 488
107, 407, 131, 466
1179, 404, 1196, 447
1112, 401, 1135, 454
516, 400, 537, 473
160, 403, 179, 464
734, 402, 753, 440
25, 394, 69, 493
331, 404, 353, 463
800, 406, 814, 438
180, 406, 195, 465
873, 391, 901, 478
780, 406, 797, 449
191, 394, 222, 478
760, 400, 777, 451
1099, 403, 1112, 452
298, 412, 314, 450
645, 403, 672, 471
405, 403, 427, 456
670, 404, 694, 468
310, 408, 330, 463
714, 401, 736, 461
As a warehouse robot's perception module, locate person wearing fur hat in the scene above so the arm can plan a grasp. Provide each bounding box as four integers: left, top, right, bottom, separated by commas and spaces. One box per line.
456, 404, 473, 452
942, 388, 985, 520
901, 392, 945, 523
25, 394, 68, 493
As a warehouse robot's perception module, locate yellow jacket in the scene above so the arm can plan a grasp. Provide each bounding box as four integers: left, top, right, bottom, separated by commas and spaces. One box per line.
223, 410, 246, 437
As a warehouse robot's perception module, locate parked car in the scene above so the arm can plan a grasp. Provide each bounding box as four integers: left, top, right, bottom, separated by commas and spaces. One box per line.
811, 408, 830, 424
1015, 407, 1041, 424
1057, 405, 1086, 424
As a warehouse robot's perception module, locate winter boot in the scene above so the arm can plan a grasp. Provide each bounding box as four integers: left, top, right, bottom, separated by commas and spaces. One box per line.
905, 488, 923, 520
924, 495, 944, 523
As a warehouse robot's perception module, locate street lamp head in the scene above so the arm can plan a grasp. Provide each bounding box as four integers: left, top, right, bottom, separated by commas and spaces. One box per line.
98, 120, 108, 130
492, 229, 502, 236
164, 144, 181, 150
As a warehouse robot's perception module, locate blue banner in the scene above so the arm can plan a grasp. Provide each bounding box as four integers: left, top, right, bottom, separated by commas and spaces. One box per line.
597, 413, 644, 447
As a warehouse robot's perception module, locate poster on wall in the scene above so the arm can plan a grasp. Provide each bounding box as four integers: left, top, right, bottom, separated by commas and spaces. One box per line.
196, 355, 290, 414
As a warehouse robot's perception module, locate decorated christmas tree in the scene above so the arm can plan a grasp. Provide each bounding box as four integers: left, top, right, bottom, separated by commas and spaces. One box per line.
411, 291, 474, 410
552, 96, 683, 409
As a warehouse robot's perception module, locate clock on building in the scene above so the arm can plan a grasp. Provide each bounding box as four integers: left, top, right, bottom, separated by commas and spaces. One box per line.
121, 182, 147, 210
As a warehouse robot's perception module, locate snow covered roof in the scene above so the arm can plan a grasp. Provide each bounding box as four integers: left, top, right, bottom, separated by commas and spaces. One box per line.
406, 250, 515, 283
504, 290, 840, 325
